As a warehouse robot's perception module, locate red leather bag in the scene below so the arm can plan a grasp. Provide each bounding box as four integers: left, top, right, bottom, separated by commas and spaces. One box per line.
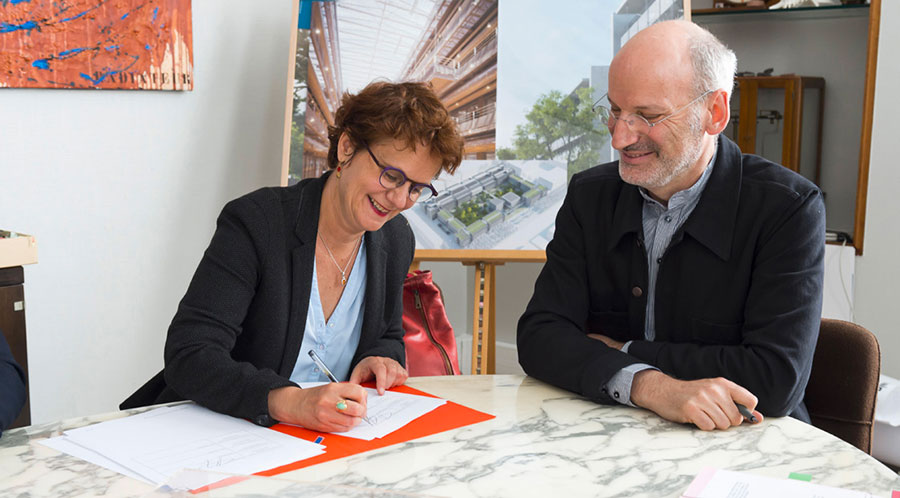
402, 270, 461, 376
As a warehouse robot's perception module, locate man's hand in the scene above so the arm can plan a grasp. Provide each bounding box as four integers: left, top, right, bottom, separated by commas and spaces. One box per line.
587, 333, 624, 350
348, 356, 408, 394
630, 370, 764, 431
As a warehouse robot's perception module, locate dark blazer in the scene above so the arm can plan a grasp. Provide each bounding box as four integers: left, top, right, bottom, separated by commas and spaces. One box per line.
518, 136, 825, 421
0, 329, 26, 436
121, 173, 414, 426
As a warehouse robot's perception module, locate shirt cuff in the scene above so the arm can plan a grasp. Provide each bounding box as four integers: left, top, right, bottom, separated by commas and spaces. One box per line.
603, 363, 657, 407
621, 340, 633, 353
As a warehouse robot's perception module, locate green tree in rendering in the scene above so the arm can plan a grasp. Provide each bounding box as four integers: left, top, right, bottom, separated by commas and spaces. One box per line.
508, 86, 609, 177
496, 147, 516, 160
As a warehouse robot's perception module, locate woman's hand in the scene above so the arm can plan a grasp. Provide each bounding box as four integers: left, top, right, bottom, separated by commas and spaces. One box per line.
267, 383, 367, 433
349, 356, 408, 394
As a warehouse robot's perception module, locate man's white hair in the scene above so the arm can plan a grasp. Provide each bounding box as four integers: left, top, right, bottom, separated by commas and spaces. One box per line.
689, 27, 737, 97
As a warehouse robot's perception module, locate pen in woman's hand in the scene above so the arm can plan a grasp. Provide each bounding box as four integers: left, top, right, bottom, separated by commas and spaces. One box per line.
308, 350, 371, 424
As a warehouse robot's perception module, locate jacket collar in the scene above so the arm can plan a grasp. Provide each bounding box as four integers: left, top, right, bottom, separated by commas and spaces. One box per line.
293, 172, 327, 245
681, 136, 741, 261
607, 177, 645, 252
606, 136, 741, 261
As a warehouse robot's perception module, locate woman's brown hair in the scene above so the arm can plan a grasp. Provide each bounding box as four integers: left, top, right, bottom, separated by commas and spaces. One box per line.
326, 81, 463, 175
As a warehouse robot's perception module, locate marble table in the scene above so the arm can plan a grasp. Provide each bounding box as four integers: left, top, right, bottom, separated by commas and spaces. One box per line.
2, 375, 899, 497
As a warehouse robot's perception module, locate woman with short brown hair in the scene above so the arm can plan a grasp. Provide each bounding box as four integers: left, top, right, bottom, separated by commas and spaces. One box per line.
122, 81, 463, 433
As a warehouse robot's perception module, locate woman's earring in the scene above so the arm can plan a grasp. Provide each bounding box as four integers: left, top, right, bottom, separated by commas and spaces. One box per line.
336, 158, 349, 179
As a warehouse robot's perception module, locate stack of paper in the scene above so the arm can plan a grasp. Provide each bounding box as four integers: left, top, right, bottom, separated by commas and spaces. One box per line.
40, 404, 325, 489
40, 387, 453, 490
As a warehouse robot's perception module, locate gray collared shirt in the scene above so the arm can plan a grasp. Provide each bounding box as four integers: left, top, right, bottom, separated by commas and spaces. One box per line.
603, 144, 718, 406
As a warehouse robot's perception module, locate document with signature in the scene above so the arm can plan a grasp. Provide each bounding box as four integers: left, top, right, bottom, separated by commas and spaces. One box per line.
44, 404, 325, 488
296, 382, 446, 440
682, 468, 876, 498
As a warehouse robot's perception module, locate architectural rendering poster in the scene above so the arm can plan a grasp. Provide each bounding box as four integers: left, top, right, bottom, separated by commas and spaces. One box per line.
296, 0, 681, 251
496, 0, 686, 179
300, 0, 497, 179
285, 0, 311, 185
414, 0, 683, 251
0, 0, 193, 90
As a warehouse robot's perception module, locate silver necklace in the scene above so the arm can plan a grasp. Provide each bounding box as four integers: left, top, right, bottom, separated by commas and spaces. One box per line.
318, 233, 362, 286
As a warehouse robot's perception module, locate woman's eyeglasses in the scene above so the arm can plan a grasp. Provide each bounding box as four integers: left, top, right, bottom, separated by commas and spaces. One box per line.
364, 144, 438, 202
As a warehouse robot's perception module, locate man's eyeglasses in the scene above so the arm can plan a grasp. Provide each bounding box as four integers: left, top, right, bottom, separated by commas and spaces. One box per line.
592, 89, 714, 135
364, 144, 438, 202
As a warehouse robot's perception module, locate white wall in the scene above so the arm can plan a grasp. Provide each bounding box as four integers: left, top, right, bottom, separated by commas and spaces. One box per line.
855, 0, 900, 378
0, 0, 295, 423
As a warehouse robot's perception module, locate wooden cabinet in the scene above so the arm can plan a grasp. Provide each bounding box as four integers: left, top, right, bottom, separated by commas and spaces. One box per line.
0, 266, 29, 429
691, 2, 881, 253
729, 75, 825, 184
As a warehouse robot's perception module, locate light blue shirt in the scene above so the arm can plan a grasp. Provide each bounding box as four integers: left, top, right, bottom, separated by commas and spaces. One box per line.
289, 241, 367, 383
604, 144, 718, 406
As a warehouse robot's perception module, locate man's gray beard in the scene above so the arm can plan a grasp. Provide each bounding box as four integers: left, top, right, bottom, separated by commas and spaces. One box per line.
650, 130, 705, 189
620, 116, 706, 191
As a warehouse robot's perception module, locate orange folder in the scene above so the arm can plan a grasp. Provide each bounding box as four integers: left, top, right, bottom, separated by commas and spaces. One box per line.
192, 384, 493, 493
190, 384, 493, 493
259, 384, 494, 476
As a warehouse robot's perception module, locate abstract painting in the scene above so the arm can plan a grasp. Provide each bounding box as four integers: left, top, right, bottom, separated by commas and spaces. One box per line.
0, 0, 193, 90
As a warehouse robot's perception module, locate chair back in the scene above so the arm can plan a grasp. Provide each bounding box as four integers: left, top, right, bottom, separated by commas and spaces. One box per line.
805, 318, 880, 453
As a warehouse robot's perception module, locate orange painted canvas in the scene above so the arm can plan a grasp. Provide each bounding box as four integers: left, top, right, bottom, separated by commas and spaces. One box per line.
0, 0, 192, 90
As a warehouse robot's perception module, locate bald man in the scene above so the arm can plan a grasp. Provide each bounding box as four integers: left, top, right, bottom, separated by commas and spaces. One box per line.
517, 20, 824, 431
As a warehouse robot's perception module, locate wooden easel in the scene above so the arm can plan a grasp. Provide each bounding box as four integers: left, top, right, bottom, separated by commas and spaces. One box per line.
411, 249, 546, 375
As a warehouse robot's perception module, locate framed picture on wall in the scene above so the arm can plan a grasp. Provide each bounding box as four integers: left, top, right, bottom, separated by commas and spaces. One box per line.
0, 0, 193, 90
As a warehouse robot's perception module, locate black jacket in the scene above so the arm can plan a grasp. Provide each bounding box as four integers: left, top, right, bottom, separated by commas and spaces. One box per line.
518, 136, 825, 421
122, 173, 413, 426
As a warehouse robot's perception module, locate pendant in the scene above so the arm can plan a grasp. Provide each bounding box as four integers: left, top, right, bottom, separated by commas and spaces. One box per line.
341, 272, 347, 286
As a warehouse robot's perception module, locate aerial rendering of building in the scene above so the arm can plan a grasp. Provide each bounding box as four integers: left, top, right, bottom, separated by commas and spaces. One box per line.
419, 162, 552, 247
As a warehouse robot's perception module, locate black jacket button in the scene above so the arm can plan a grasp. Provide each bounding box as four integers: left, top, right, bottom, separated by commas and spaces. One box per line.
632, 286, 643, 297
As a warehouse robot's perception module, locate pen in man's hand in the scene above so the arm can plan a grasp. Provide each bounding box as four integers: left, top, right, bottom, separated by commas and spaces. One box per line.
735, 403, 758, 423
308, 350, 371, 424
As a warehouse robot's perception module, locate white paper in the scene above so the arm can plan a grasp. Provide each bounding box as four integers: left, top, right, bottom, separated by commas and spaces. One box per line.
40, 435, 149, 483
876, 374, 900, 426
682, 468, 876, 498
60, 404, 325, 487
296, 382, 446, 440
151, 469, 258, 493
